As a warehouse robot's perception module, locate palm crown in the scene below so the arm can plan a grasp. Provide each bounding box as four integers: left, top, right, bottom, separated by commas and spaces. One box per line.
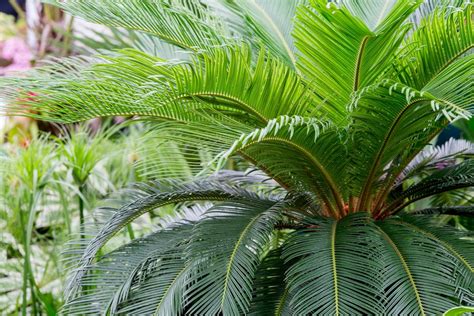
1, 0, 473, 314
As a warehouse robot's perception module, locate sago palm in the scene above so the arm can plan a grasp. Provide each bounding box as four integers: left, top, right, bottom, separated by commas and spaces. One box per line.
1, 0, 473, 314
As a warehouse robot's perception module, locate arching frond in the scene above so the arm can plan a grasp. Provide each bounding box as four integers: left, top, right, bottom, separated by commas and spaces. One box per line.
215, 115, 347, 215
395, 3, 473, 89
294, 0, 419, 123
409, 206, 474, 217
248, 249, 291, 316
398, 138, 474, 184
376, 217, 473, 313
185, 200, 283, 315
112, 246, 189, 316
396, 215, 473, 272
337, 0, 421, 31
222, 0, 304, 67
62, 220, 196, 315
75, 26, 191, 60
64, 177, 269, 299
283, 213, 472, 315
386, 160, 474, 214
283, 213, 386, 315
408, 0, 467, 27
43, 0, 232, 52
2, 46, 312, 127
350, 54, 473, 211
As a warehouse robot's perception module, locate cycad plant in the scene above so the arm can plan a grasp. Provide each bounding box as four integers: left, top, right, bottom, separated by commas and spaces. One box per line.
1, 0, 473, 314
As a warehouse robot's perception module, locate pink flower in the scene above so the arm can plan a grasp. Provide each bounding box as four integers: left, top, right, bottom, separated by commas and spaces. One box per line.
0, 37, 33, 75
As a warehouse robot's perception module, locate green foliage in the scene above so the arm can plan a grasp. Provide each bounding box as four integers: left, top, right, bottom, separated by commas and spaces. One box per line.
1, 0, 473, 314
444, 306, 474, 316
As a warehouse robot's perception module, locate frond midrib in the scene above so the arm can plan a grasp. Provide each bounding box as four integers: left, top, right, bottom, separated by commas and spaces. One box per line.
219, 213, 264, 312
391, 220, 473, 272
375, 224, 426, 316
274, 287, 289, 316
170, 92, 269, 124
358, 98, 428, 212
331, 220, 340, 316
153, 265, 188, 315
249, 0, 297, 67
239, 137, 344, 214
353, 35, 371, 92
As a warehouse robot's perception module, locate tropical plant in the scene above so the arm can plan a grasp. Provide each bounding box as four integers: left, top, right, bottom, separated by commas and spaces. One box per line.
0, 136, 60, 315
1, 0, 473, 314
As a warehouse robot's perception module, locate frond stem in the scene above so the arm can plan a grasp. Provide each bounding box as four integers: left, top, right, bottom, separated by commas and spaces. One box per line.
250, 0, 297, 68
375, 224, 426, 316
391, 220, 473, 272
358, 98, 428, 212
331, 220, 339, 316
171, 92, 269, 125
240, 137, 344, 216
353, 36, 371, 92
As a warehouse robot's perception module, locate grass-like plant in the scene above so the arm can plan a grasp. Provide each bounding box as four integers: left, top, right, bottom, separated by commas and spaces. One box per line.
0, 137, 59, 315
1, 0, 473, 314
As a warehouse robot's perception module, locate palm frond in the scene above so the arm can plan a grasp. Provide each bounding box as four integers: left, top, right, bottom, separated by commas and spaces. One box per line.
75, 26, 191, 60
350, 54, 472, 211
248, 248, 291, 316
408, 0, 467, 27
215, 115, 347, 215
2, 46, 312, 127
185, 199, 283, 315
283, 212, 387, 315
283, 213, 472, 314
114, 246, 188, 315
386, 160, 474, 214
339, 0, 423, 30
62, 218, 196, 315
398, 138, 474, 184
395, 3, 473, 89
44, 0, 232, 52
293, 0, 419, 123
223, 0, 305, 67
64, 177, 270, 300
376, 217, 473, 313
409, 205, 474, 217
396, 215, 473, 272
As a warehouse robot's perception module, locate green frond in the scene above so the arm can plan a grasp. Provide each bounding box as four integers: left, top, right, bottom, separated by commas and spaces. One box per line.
337, 0, 422, 31
294, 0, 419, 123
62, 220, 196, 315
395, 3, 473, 89
350, 56, 472, 210
44, 0, 232, 51
75, 26, 191, 60
409, 205, 474, 217
64, 178, 268, 300
283, 213, 472, 315
248, 248, 291, 316
283, 213, 386, 315
395, 215, 473, 272
376, 217, 473, 314
399, 138, 474, 184
224, 0, 305, 67
1, 46, 312, 128
112, 246, 188, 316
215, 115, 347, 214
1, 53, 172, 123
408, 0, 467, 26
387, 160, 474, 214
185, 200, 283, 315
168, 46, 313, 122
